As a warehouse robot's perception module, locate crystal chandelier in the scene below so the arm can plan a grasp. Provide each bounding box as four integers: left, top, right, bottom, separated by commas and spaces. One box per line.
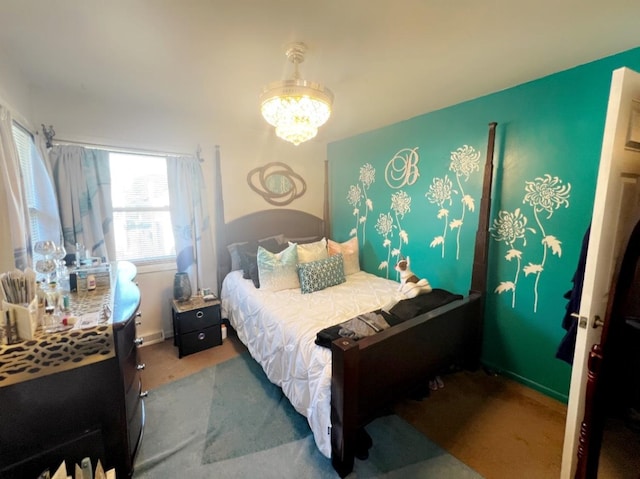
260, 42, 334, 146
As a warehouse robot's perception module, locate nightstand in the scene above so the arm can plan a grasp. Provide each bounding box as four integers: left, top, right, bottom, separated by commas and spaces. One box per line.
171, 296, 222, 358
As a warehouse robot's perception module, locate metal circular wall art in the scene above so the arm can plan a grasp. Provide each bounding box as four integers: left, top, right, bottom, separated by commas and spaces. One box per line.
247, 162, 307, 206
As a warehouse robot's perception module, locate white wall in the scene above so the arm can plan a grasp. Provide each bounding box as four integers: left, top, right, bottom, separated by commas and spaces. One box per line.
0, 82, 327, 343
0, 48, 31, 120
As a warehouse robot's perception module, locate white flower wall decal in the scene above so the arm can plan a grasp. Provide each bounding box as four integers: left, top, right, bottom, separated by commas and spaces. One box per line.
425, 175, 455, 258
389, 190, 412, 277
346, 184, 363, 238
491, 173, 571, 312
490, 208, 532, 308
426, 145, 480, 259
375, 212, 395, 277
346, 163, 376, 243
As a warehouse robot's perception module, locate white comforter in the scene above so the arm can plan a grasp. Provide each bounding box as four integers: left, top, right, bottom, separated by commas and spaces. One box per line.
220, 270, 405, 458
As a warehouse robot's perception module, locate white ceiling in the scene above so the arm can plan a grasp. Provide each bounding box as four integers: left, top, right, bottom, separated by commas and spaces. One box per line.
1, 0, 639, 144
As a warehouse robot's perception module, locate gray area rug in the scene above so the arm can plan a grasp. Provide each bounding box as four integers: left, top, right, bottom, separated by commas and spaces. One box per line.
133, 352, 483, 478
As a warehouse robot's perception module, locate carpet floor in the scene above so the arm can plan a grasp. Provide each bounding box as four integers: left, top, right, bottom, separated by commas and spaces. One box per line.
133, 352, 482, 478
139, 337, 640, 478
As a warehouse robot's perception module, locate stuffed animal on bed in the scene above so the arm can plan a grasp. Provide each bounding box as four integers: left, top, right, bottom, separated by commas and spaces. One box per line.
395, 257, 432, 298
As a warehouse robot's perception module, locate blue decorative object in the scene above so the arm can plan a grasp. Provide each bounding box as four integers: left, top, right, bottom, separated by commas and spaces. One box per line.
173, 272, 192, 302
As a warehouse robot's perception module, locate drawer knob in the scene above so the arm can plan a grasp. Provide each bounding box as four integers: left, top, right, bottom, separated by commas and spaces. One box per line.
134, 337, 144, 346
140, 390, 149, 398
196, 311, 204, 319
136, 311, 142, 317
136, 321, 142, 326
137, 363, 146, 370
198, 332, 206, 340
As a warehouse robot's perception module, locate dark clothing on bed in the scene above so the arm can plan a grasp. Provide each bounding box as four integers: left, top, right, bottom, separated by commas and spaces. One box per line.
387, 288, 463, 320
315, 288, 464, 348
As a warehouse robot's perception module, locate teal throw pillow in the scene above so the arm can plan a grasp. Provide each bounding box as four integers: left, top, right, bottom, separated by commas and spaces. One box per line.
257, 243, 300, 291
297, 254, 346, 294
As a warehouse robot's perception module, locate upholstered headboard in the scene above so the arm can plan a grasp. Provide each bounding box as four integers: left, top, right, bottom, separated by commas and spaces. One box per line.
215, 208, 325, 289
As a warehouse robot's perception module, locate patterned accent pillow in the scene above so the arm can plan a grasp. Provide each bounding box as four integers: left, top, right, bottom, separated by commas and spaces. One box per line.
327, 237, 360, 275
290, 237, 328, 264
257, 243, 300, 291
297, 254, 346, 294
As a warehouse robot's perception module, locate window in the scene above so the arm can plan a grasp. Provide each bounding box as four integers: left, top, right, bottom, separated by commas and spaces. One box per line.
12, 122, 59, 247
109, 153, 175, 263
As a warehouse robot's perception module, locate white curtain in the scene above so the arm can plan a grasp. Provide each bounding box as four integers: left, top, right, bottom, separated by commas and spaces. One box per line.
167, 155, 216, 293
49, 145, 115, 261
32, 132, 63, 245
0, 105, 30, 269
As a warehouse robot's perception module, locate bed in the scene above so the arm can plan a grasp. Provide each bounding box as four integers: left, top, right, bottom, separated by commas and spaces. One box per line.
214, 123, 496, 477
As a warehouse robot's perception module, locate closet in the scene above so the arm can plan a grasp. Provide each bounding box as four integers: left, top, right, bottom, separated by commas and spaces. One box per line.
561, 66, 640, 478
590, 217, 640, 477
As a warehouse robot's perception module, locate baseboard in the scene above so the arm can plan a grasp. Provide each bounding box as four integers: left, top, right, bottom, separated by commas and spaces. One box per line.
480, 360, 569, 404
139, 330, 165, 347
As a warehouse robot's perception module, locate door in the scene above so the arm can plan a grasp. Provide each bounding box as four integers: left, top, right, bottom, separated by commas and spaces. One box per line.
561, 67, 640, 478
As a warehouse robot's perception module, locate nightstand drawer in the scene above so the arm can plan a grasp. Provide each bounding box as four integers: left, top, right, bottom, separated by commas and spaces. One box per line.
175, 304, 220, 334
180, 325, 222, 356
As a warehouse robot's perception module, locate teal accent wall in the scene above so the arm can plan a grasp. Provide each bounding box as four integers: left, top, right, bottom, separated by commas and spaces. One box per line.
328, 47, 640, 402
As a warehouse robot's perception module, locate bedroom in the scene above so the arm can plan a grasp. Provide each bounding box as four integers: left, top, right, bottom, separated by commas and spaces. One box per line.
1, 1, 640, 478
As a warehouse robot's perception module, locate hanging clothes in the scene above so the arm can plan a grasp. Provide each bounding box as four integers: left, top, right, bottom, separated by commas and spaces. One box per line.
556, 225, 591, 365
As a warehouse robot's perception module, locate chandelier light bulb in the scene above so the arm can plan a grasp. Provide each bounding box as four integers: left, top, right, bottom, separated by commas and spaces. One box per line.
260, 42, 334, 146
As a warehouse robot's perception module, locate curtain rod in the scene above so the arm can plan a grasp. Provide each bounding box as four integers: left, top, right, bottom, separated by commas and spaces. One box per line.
47, 134, 203, 161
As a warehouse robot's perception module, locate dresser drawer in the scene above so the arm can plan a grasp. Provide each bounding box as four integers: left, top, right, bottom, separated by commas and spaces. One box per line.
179, 325, 222, 357
115, 314, 137, 360
125, 377, 142, 423
121, 346, 139, 394
128, 395, 144, 459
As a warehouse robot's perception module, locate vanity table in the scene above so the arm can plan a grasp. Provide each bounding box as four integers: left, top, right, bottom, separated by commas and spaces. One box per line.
0, 261, 145, 478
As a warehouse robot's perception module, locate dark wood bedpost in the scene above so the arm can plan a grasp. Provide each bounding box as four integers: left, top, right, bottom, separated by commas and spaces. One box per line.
214, 145, 225, 295
324, 159, 331, 239
470, 122, 497, 296
331, 338, 359, 478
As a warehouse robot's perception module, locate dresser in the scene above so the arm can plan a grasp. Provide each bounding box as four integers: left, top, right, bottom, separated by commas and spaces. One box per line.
0, 261, 145, 478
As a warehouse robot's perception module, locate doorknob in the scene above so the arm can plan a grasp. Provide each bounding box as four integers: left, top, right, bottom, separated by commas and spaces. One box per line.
592, 315, 605, 328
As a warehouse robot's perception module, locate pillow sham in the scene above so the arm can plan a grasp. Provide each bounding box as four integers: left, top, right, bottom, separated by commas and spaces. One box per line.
228, 241, 248, 271
260, 233, 286, 245
257, 243, 300, 291
285, 235, 323, 245
238, 244, 260, 287
327, 237, 360, 275
290, 237, 328, 264
238, 238, 288, 288
297, 253, 346, 294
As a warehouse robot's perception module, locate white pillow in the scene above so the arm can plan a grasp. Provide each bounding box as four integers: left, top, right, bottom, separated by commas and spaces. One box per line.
257, 243, 300, 291
327, 237, 360, 275
289, 237, 328, 264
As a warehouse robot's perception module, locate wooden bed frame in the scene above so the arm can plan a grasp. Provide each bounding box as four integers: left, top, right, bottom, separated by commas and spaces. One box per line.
214, 123, 497, 477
